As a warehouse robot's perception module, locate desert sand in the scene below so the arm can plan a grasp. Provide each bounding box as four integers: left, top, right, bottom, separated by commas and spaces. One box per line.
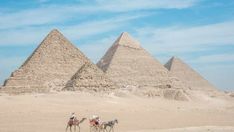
0, 91, 233, 132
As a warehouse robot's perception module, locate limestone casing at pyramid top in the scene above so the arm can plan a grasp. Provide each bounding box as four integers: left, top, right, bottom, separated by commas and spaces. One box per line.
113, 32, 141, 49
164, 56, 176, 71
97, 32, 169, 73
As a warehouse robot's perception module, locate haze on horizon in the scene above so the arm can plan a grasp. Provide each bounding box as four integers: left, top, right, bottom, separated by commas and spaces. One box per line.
0, 0, 234, 91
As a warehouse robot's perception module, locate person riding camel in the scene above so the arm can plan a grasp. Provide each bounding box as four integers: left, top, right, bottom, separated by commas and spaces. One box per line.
90, 115, 101, 126
70, 112, 77, 122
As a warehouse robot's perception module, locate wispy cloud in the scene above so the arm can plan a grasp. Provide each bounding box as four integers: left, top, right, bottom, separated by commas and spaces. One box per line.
79, 36, 116, 62
0, 6, 73, 30
0, 0, 198, 30
63, 13, 150, 40
190, 53, 234, 64
78, 0, 198, 12
0, 13, 148, 46
135, 21, 234, 53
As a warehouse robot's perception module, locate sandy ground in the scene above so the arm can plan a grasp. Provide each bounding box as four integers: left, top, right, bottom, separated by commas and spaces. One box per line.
0, 91, 233, 132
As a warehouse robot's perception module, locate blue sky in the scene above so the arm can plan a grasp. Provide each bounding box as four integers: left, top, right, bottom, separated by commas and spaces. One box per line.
0, 0, 234, 91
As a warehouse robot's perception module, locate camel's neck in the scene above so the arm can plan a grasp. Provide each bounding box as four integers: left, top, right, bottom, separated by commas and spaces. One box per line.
80, 118, 86, 124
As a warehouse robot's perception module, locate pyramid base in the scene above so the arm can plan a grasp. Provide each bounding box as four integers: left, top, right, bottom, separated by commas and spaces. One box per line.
0, 86, 50, 95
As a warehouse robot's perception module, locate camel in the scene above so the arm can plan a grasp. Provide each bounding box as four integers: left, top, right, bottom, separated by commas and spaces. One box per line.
66, 117, 87, 132
101, 119, 118, 132
89, 119, 101, 132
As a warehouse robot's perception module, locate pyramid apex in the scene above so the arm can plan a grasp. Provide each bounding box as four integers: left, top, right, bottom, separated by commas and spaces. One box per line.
165, 56, 179, 71
114, 32, 141, 49
49, 28, 61, 34
120, 32, 130, 36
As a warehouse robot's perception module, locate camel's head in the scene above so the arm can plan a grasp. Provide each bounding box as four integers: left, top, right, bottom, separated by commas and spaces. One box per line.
114, 119, 118, 124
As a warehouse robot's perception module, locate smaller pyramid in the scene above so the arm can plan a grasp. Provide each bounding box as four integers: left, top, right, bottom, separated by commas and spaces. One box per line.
64, 63, 116, 92
165, 56, 217, 91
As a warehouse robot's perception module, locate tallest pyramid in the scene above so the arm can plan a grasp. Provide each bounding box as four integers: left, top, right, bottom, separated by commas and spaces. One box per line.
2, 29, 90, 93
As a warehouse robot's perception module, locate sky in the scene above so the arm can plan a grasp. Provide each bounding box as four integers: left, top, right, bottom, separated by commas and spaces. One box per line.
0, 0, 234, 91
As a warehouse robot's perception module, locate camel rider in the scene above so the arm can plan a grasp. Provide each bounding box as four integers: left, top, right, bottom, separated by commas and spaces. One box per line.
92, 115, 101, 125
70, 112, 77, 122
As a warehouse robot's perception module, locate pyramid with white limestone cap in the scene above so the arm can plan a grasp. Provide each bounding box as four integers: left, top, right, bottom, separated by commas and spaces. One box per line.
165, 56, 217, 91
97, 32, 189, 101
97, 32, 169, 87
1, 29, 91, 94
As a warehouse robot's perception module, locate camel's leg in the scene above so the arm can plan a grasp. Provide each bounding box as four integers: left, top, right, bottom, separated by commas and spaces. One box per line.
66, 125, 69, 132
74, 125, 76, 132
70, 126, 72, 132
90, 126, 92, 132
103, 127, 107, 132
108, 127, 113, 132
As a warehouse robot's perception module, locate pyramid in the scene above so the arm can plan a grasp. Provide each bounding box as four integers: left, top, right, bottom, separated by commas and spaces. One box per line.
64, 63, 116, 92
1, 29, 91, 94
97, 32, 189, 97
164, 57, 217, 91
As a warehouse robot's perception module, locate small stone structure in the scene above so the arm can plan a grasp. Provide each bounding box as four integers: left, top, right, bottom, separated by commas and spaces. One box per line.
64, 63, 116, 92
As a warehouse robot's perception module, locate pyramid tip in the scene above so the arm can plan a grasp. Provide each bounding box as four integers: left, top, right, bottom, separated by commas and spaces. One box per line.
121, 32, 129, 35
114, 32, 141, 48
50, 28, 60, 33
46, 29, 63, 37
171, 56, 181, 61
165, 56, 178, 70
118, 32, 130, 40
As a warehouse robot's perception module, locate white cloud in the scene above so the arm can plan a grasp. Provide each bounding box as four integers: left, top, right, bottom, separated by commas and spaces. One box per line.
0, 13, 147, 46
0, 0, 198, 30
0, 7, 73, 30
135, 21, 234, 53
0, 27, 51, 46
79, 36, 116, 63
190, 53, 234, 64
63, 13, 149, 40
79, 0, 198, 12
